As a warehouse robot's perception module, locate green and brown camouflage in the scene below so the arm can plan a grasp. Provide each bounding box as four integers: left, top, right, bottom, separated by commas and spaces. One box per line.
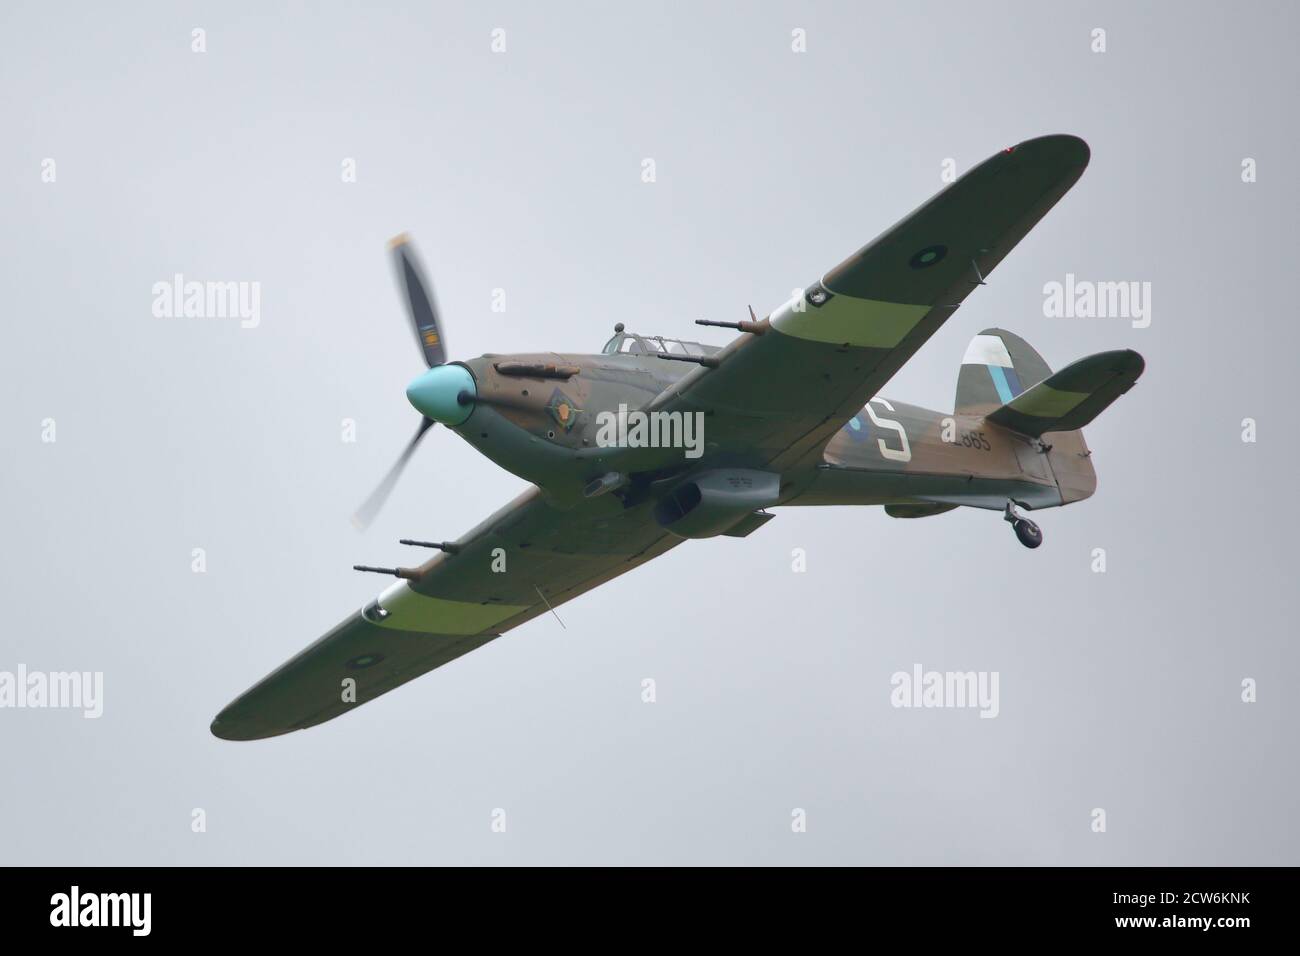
212, 134, 1144, 740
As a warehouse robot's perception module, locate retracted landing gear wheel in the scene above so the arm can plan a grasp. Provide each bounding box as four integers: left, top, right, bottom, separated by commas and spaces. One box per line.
1012, 518, 1042, 549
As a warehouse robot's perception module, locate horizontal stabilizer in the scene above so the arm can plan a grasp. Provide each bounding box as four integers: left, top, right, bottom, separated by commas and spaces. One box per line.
984, 349, 1144, 438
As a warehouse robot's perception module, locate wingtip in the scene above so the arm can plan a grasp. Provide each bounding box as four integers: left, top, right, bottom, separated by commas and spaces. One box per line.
387, 232, 412, 251
1122, 348, 1146, 379
210, 712, 288, 742
209, 715, 239, 741
1011, 133, 1091, 170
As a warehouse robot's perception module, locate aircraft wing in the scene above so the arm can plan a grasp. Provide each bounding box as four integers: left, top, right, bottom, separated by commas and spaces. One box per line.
211, 486, 681, 740
646, 134, 1091, 480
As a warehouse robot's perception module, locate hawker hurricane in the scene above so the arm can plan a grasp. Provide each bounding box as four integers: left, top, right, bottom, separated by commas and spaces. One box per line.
212, 134, 1142, 740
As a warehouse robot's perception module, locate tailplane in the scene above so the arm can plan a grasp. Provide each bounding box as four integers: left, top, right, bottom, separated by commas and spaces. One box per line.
984, 349, 1144, 438
956, 328, 1144, 437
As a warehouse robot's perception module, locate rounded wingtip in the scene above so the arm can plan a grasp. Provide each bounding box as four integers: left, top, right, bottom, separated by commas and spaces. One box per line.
1122, 348, 1146, 379
386, 232, 412, 251
210, 714, 285, 742
210, 701, 289, 741
209, 716, 239, 741
1011, 133, 1091, 170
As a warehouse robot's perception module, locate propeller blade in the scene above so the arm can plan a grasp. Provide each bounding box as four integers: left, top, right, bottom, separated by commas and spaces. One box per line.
351, 417, 436, 530
388, 233, 447, 368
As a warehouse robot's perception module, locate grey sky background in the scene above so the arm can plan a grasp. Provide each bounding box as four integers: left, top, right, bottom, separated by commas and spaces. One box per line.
2, 1, 1296, 865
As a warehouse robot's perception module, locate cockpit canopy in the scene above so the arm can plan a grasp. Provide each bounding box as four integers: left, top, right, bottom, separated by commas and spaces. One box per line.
602, 330, 720, 358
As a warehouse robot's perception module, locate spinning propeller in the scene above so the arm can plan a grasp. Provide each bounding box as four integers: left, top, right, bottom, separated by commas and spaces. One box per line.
351, 235, 476, 530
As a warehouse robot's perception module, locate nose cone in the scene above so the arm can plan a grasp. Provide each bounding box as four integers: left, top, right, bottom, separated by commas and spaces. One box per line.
406, 364, 475, 425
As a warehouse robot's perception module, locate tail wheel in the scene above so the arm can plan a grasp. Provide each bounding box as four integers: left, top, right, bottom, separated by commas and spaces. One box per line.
1013, 518, 1042, 549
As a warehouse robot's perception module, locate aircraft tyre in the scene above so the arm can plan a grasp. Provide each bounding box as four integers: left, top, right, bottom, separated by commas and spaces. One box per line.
1013, 518, 1042, 549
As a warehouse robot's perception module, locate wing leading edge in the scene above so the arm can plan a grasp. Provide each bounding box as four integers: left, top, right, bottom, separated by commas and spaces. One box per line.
646, 134, 1091, 479
212, 487, 682, 740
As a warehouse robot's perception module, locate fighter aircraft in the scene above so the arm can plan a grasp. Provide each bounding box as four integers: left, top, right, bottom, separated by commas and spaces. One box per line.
211, 134, 1143, 740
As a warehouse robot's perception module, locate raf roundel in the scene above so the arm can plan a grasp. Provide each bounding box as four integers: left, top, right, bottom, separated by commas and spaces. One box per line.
909, 245, 948, 269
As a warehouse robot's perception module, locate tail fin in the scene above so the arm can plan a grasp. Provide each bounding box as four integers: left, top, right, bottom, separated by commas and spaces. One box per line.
985, 349, 1144, 437
955, 329, 1053, 415
955, 329, 1143, 505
